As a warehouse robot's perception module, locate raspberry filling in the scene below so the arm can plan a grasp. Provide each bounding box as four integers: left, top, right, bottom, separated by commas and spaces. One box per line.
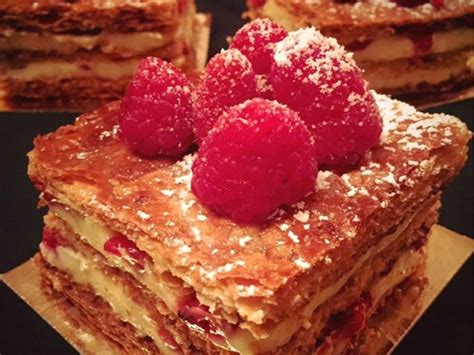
409, 31, 434, 55
103, 234, 150, 268
177, 294, 228, 342
392, 0, 444, 8
345, 39, 372, 52
158, 327, 181, 352
248, 0, 267, 7
42, 228, 68, 251
328, 295, 373, 340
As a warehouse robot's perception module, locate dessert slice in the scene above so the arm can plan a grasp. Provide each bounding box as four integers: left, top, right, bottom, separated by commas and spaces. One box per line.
0, 0, 209, 109
27, 20, 470, 354
247, 0, 474, 104
28, 93, 469, 353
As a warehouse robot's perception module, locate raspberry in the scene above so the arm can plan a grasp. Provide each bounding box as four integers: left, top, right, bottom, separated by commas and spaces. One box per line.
119, 57, 194, 157
270, 28, 382, 167
193, 49, 257, 143
192, 98, 318, 223
104, 233, 149, 267
231, 18, 288, 75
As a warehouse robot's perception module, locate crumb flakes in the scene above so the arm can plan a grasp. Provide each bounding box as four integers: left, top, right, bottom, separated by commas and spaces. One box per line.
160, 189, 175, 197
239, 236, 252, 247
294, 210, 310, 223
197, 214, 207, 221
191, 226, 202, 242
294, 257, 311, 270
316, 170, 333, 190
236, 284, 257, 297
288, 230, 300, 243
279, 223, 290, 232
137, 210, 150, 220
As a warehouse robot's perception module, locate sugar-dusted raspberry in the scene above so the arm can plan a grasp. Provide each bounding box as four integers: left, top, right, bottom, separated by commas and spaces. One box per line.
192, 98, 318, 223
119, 57, 194, 157
193, 49, 257, 143
231, 18, 288, 75
270, 28, 382, 167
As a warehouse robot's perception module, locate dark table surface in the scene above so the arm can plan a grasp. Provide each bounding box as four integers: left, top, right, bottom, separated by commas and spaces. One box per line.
0, 1, 472, 354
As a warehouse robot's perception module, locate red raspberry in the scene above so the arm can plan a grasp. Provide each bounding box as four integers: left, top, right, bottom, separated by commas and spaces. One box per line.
231, 18, 288, 75
192, 98, 318, 223
193, 49, 257, 143
270, 28, 382, 167
119, 57, 194, 157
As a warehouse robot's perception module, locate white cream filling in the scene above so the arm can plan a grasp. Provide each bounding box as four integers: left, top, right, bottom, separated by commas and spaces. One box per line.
6, 54, 189, 81
40, 243, 180, 355
0, 31, 173, 56
364, 51, 474, 90
50, 202, 427, 354
51, 205, 185, 313
354, 28, 474, 62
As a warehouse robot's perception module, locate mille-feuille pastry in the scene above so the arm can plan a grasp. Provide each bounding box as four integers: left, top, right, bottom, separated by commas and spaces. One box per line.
247, 0, 474, 103
28, 21, 470, 354
0, 0, 209, 109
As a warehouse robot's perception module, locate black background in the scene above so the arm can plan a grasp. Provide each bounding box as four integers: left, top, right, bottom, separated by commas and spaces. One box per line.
0, 0, 472, 354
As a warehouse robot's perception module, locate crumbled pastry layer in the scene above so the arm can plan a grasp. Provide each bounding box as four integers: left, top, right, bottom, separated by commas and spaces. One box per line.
0, 0, 189, 33
41, 192, 438, 354
0, 1, 196, 59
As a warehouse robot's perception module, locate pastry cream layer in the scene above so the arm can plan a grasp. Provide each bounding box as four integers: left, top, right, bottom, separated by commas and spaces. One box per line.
40, 243, 180, 355
50, 201, 428, 354
354, 28, 474, 63
260, 0, 473, 62
0, 31, 174, 56
40, 230, 422, 355
5, 55, 188, 81
7, 59, 140, 81
364, 51, 474, 91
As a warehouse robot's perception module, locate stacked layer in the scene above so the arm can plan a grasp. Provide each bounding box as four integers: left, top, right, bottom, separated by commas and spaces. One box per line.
0, 0, 208, 109
247, 0, 474, 102
28, 94, 470, 354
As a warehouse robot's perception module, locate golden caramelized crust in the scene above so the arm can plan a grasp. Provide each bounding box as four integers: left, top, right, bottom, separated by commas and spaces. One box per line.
27, 95, 471, 324
248, 0, 474, 33
0, 0, 187, 33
